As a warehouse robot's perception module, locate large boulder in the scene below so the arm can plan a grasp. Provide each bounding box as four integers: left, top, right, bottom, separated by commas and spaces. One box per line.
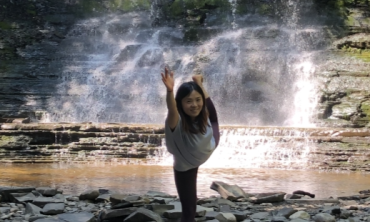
210, 181, 249, 200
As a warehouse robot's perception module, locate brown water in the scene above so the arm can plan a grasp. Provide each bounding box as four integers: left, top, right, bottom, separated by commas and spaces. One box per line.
1, 163, 370, 198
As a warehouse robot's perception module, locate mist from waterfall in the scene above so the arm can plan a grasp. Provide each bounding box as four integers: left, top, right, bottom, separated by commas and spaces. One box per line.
43, 0, 328, 127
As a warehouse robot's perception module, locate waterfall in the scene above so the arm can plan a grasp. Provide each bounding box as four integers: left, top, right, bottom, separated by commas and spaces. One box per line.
42, 0, 329, 127
154, 127, 316, 169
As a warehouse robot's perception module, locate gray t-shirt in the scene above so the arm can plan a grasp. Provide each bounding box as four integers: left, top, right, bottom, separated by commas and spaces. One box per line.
165, 116, 216, 172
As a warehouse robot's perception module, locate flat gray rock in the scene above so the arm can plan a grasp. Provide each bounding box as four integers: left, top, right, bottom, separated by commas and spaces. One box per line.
313, 213, 336, 222
79, 190, 99, 201
210, 181, 248, 201
36, 187, 58, 197
272, 207, 297, 218
58, 212, 95, 222
215, 212, 237, 222
26, 202, 42, 215
41, 203, 65, 215
124, 208, 163, 222
99, 207, 137, 220
151, 204, 175, 216
251, 192, 286, 203
250, 212, 270, 220
34, 218, 65, 222
11, 192, 36, 203
0, 187, 35, 202
33, 197, 64, 208
285, 199, 340, 204
146, 191, 176, 198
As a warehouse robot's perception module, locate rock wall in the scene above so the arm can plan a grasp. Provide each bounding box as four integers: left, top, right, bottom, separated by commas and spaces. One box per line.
0, 123, 164, 163
1, 0, 370, 126
314, 1, 370, 128
1, 123, 370, 172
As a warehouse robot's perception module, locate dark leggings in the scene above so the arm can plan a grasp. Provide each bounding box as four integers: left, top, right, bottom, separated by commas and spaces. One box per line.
174, 167, 198, 222
174, 97, 219, 222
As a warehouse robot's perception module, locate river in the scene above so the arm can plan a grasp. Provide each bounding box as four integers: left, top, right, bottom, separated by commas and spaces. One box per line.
1, 163, 369, 198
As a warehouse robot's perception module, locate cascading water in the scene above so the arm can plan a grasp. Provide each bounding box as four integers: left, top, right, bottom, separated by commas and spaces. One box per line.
43, 0, 328, 126
154, 127, 316, 169
41, 0, 331, 168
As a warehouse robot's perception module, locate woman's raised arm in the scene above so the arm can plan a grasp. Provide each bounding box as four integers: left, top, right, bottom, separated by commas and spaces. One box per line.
161, 67, 179, 130
192, 75, 209, 99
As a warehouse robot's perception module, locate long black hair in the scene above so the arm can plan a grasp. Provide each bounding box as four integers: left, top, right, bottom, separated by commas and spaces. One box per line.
175, 81, 208, 134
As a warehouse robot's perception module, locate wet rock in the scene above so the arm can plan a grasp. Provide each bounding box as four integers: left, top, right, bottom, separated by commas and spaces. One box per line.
292, 190, 316, 198
110, 193, 129, 205
57, 212, 95, 222
124, 195, 141, 202
250, 212, 270, 220
340, 209, 353, 219
151, 197, 175, 204
79, 190, 99, 201
66, 196, 79, 202
289, 211, 311, 220
290, 218, 309, 222
215, 212, 237, 222
41, 203, 65, 215
213, 198, 237, 208
230, 210, 248, 221
313, 213, 336, 222
151, 204, 175, 216
99, 207, 137, 221
33, 218, 65, 222
219, 204, 231, 212
206, 211, 220, 220
250, 192, 286, 203
271, 216, 288, 222
111, 202, 134, 209
210, 181, 248, 201
124, 208, 163, 222
272, 207, 297, 218
10, 192, 36, 203
25, 202, 42, 215
0, 206, 10, 213
36, 187, 58, 197
96, 193, 111, 202
0, 186, 35, 202
285, 194, 304, 199
163, 208, 182, 219
322, 206, 341, 215
29, 214, 48, 221
146, 190, 176, 198
32, 196, 64, 208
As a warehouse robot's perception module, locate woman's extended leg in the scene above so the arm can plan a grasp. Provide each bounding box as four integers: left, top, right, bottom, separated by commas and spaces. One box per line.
206, 98, 220, 147
174, 167, 198, 222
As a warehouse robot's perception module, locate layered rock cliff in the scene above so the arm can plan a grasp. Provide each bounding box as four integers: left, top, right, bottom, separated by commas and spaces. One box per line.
0, 0, 369, 127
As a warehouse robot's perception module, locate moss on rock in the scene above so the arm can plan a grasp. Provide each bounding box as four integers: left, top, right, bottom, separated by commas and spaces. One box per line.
341, 49, 370, 62
78, 0, 151, 15
0, 21, 12, 30
361, 100, 370, 115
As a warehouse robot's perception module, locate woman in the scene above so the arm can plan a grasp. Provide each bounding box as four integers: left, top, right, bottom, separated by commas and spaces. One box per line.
161, 67, 220, 222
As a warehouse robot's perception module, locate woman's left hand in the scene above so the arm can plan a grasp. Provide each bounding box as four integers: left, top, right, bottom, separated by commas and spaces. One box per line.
161, 67, 175, 92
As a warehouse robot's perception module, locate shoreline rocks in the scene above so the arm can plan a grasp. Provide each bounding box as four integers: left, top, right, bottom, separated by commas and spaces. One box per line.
1, 182, 370, 222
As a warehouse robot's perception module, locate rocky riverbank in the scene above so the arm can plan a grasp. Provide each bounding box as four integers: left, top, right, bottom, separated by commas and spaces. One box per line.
0, 181, 369, 222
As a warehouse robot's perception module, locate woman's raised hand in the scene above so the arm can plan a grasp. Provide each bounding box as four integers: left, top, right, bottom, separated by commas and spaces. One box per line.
161, 67, 174, 92
192, 74, 203, 86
